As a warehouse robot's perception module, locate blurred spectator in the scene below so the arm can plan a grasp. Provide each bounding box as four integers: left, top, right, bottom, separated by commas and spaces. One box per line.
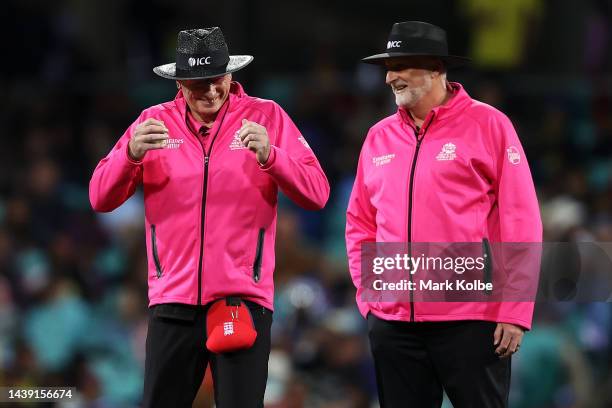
462, 0, 542, 70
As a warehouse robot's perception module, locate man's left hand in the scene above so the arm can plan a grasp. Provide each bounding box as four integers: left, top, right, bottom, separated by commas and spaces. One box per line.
493, 322, 524, 359
238, 119, 271, 165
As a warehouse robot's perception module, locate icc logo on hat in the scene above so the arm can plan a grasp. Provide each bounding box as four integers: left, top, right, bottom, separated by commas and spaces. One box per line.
188, 56, 212, 67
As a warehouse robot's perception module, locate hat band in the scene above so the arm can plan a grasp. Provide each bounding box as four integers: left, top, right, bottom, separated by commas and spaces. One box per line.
176, 50, 230, 71
175, 65, 229, 78
385, 36, 448, 56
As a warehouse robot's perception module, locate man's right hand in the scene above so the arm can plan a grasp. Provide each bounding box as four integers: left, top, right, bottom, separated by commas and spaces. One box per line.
128, 118, 169, 161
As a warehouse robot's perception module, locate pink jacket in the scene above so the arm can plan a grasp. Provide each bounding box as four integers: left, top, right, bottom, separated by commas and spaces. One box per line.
346, 83, 542, 329
90, 82, 329, 310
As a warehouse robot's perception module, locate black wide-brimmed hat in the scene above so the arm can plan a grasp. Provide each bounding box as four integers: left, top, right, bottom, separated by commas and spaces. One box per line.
362, 21, 470, 68
153, 27, 253, 80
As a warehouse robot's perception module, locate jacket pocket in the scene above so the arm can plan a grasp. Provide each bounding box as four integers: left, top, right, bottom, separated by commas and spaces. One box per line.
482, 238, 492, 294
252, 228, 265, 283
151, 225, 163, 279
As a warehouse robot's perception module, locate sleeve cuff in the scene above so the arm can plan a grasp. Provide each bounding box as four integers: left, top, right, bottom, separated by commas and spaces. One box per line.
125, 143, 143, 165
258, 145, 277, 169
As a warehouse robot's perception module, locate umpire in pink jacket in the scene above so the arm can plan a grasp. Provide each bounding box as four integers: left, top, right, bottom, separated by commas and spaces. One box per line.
90, 28, 329, 407
346, 22, 542, 407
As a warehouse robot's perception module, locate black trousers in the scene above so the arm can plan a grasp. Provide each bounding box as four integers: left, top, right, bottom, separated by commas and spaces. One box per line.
368, 314, 511, 408
142, 301, 272, 408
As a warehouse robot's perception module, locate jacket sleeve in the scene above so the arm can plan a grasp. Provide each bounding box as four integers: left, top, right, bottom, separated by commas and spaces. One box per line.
345, 145, 377, 318
89, 116, 144, 212
259, 103, 330, 210
488, 113, 542, 330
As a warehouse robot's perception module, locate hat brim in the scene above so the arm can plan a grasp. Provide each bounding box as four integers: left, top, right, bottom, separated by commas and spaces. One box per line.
153, 55, 254, 80
361, 52, 471, 68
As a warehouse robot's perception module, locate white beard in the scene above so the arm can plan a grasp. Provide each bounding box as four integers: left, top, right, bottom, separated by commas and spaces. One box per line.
394, 75, 433, 109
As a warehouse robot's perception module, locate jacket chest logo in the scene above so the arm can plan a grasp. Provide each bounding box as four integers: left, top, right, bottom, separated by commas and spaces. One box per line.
229, 130, 247, 150
165, 138, 184, 149
436, 142, 457, 161
372, 154, 396, 167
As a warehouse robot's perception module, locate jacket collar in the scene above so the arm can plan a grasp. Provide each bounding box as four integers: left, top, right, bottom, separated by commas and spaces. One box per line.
398, 82, 471, 128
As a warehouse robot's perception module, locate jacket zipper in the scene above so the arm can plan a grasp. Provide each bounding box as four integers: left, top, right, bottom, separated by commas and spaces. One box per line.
482, 238, 493, 294
151, 224, 163, 278
193, 101, 230, 305
253, 228, 265, 282
196, 155, 210, 305
407, 115, 435, 322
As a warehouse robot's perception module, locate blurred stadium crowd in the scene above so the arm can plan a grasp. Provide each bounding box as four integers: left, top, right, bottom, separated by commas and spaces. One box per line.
1, 0, 611, 407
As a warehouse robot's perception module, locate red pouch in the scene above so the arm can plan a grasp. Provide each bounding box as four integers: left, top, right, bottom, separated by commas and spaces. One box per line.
205, 297, 257, 353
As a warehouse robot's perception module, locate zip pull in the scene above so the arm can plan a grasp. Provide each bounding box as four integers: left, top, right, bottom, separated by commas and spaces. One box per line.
414, 126, 423, 142
204, 156, 209, 166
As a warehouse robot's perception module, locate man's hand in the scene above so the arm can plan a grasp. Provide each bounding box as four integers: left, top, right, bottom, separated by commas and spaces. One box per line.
238, 119, 271, 164
128, 118, 169, 161
494, 322, 524, 358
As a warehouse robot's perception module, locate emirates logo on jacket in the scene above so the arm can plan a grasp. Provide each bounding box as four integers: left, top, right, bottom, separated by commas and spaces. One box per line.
372, 154, 396, 167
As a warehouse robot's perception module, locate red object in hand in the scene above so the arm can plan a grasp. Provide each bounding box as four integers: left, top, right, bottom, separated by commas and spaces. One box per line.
206, 298, 257, 353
